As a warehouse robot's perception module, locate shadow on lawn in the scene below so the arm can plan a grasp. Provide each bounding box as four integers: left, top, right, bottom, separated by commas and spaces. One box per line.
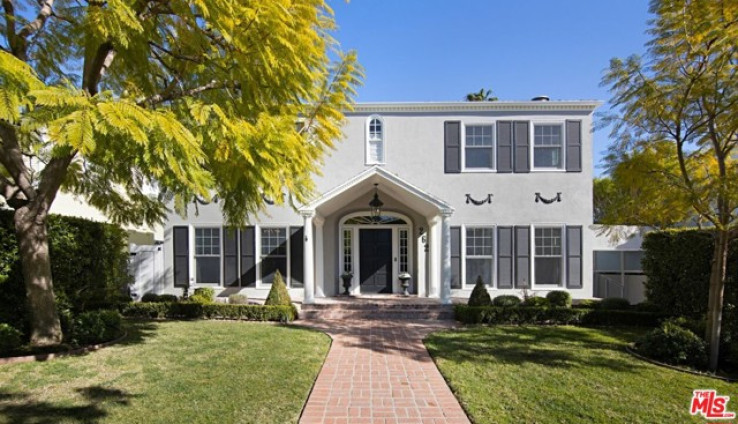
425, 326, 650, 373
0, 385, 139, 424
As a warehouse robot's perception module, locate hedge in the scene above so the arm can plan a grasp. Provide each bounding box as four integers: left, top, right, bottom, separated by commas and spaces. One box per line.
0, 210, 130, 334
121, 302, 297, 322
454, 305, 664, 327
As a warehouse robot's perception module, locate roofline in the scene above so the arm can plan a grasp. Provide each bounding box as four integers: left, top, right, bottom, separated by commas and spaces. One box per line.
349, 100, 602, 114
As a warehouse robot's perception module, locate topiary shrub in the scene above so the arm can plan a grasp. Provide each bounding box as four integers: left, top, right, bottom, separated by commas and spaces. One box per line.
492, 295, 521, 307
467, 276, 491, 306
141, 293, 161, 302
599, 297, 630, 310
636, 321, 707, 368
229, 294, 248, 305
69, 310, 122, 346
522, 296, 549, 307
265, 271, 292, 306
189, 287, 215, 304
546, 290, 572, 308
158, 294, 179, 303
0, 323, 23, 354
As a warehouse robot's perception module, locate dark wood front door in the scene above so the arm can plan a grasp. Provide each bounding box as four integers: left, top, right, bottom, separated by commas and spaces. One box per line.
359, 229, 392, 293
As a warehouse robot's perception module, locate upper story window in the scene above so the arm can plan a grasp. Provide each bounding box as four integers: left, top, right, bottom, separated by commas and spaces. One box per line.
366, 116, 385, 164
533, 124, 564, 169
464, 125, 494, 170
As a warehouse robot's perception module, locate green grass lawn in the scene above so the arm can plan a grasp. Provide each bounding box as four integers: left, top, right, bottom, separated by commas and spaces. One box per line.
425, 326, 736, 424
0, 320, 330, 424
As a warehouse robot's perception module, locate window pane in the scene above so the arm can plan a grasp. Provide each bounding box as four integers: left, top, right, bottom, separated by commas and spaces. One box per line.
343, 229, 352, 273
465, 147, 493, 168
399, 229, 409, 273
535, 257, 561, 285
594, 251, 621, 271
535, 227, 562, 256
196, 257, 220, 285
261, 228, 287, 256
534, 146, 561, 168
466, 228, 493, 256
624, 251, 644, 271
466, 258, 492, 286
261, 257, 287, 285
195, 227, 220, 256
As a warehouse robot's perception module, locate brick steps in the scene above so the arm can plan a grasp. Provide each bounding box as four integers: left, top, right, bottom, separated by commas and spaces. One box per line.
300, 302, 454, 321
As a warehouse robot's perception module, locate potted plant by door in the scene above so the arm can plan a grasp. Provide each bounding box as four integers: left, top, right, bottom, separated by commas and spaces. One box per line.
340, 272, 353, 295
398, 272, 412, 296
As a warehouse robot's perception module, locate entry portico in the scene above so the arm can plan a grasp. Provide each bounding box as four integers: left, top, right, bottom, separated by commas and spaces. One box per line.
299, 166, 454, 304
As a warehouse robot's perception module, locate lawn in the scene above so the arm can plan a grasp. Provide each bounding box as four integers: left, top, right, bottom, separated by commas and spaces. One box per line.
0, 320, 330, 424
425, 326, 736, 424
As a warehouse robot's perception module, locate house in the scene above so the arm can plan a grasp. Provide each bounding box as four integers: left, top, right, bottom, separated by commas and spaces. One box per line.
142, 99, 646, 303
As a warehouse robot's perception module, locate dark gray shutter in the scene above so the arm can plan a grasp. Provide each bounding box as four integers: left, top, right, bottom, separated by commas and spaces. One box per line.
223, 228, 239, 287
444, 121, 461, 173
566, 226, 583, 288
173, 226, 189, 288
290, 227, 304, 288
450, 226, 461, 289
239, 226, 256, 287
497, 226, 514, 289
496, 121, 513, 173
514, 226, 530, 288
566, 120, 582, 172
513, 121, 530, 173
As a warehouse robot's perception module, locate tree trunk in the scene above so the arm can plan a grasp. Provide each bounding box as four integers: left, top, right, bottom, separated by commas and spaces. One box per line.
13, 205, 62, 346
705, 229, 729, 371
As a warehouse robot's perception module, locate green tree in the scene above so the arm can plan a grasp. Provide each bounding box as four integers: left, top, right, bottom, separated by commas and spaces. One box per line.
465, 88, 498, 102
602, 0, 738, 370
0, 0, 361, 346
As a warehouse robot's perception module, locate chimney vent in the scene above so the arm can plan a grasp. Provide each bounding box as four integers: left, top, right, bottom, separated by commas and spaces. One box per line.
531, 95, 550, 102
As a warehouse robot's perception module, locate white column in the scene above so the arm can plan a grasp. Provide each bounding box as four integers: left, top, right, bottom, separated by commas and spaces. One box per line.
428, 215, 441, 298
440, 210, 453, 305
314, 216, 325, 298
301, 211, 315, 304
416, 227, 427, 297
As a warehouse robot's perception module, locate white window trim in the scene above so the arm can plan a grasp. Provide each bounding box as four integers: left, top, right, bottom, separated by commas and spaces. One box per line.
530, 121, 566, 172
190, 224, 224, 288
365, 114, 386, 165
461, 122, 496, 172
461, 224, 496, 289
256, 224, 292, 289
531, 224, 566, 289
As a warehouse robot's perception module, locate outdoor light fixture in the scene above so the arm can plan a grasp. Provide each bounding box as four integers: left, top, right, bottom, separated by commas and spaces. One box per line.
369, 183, 384, 222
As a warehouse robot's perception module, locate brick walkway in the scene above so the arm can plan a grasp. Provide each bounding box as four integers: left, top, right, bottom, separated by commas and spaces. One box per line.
297, 319, 470, 424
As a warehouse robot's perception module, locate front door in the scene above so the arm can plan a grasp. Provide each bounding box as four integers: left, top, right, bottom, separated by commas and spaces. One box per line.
359, 229, 392, 293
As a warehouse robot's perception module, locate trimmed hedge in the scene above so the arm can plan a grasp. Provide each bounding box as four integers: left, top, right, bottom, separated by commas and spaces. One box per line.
454, 305, 664, 327
522, 297, 549, 307
69, 309, 123, 346
599, 297, 631, 310
636, 321, 707, 368
492, 295, 522, 307
121, 302, 296, 322
546, 290, 572, 308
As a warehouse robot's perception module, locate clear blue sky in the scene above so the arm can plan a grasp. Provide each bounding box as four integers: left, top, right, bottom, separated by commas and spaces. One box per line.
327, 0, 652, 175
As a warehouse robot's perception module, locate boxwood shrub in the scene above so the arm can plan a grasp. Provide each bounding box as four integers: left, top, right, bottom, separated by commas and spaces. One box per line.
492, 295, 522, 307
599, 297, 631, 310
636, 321, 707, 368
454, 305, 664, 327
69, 310, 122, 346
546, 290, 572, 308
522, 296, 549, 307
121, 302, 296, 322
468, 276, 492, 306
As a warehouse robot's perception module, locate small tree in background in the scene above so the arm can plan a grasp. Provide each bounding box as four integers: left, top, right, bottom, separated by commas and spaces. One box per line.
465, 88, 498, 102
468, 275, 492, 306
265, 271, 292, 306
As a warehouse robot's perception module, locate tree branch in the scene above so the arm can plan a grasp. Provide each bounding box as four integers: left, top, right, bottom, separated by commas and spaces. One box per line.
138, 79, 233, 107
83, 41, 115, 96
0, 122, 36, 202
12, 0, 54, 60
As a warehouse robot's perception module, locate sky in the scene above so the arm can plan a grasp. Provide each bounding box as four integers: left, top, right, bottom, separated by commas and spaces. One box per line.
327, 0, 653, 175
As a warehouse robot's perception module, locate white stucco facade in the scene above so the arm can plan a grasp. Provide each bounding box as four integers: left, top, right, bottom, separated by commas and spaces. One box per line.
149, 100, 617, 303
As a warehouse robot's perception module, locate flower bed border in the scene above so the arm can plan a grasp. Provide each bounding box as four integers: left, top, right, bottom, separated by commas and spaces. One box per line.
624, 344, 737, 383
0, 331, 127, 366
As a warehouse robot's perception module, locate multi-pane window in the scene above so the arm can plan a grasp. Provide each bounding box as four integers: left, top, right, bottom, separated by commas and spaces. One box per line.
195, 227, 221, 284
465, 227, 493, 286
261, 228, 287, 285
534, 124, 563, 168
535, 227, 562, 285
399, 229, 409, 273
464, 125, 494, 169
342, 229, 352, 274
367, 117, 384, 164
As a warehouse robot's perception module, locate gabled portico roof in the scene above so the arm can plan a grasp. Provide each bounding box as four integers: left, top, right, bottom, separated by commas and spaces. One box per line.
300, 166, 453, 218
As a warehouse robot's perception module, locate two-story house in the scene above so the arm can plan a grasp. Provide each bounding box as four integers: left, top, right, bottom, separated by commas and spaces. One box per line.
150, 99, 631, 303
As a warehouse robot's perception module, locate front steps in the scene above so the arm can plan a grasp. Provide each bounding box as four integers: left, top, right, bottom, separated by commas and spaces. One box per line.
300, 298, 454, 321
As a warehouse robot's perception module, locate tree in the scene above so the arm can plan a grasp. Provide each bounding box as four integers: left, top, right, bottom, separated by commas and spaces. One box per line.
602, 0, 738, 370
0, 1, 361, 346
465, 88, 498, 102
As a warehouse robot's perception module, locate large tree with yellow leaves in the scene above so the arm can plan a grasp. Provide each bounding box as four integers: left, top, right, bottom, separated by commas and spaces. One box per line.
0, 0, 361, 346
603, 0, 737, 370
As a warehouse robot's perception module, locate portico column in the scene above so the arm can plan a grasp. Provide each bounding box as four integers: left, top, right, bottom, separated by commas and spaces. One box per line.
440, 210, 453, 305
428, 215, 441, 298
301, 211, 315, 304
314, 216, 325, 298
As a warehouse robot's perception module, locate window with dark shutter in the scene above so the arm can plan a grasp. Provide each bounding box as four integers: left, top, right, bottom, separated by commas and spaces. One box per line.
566, 120, 582, 172
497, 226, 514, 289
173, 226, 189, 288
450, 226, 461, 289
566, 226, 583, 288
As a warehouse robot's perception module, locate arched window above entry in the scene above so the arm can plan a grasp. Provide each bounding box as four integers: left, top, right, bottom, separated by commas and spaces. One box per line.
344, 215, 407, 225
366, 115, 385, 164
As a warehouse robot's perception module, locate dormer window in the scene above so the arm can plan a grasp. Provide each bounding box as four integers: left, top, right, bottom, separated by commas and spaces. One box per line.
366, 115, 385, 164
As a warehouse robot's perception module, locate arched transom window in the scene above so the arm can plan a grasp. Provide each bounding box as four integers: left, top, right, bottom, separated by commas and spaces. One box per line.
366, 116, 385, 164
